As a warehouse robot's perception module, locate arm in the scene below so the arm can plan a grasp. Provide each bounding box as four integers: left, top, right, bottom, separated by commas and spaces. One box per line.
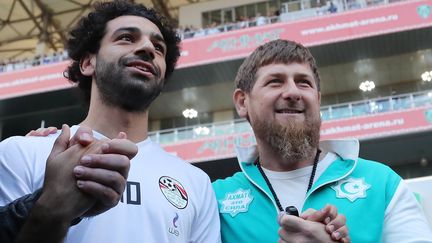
382, 181, 432, 243
15, 125, 99, 243
190, 176, 221, 243
0, 190, 41, 243
15, 125, 137, 243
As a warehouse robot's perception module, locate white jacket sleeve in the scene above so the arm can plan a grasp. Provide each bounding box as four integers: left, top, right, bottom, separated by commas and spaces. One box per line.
382, 180, 432, 242
189, 175, 221, 243
0, 137, 35, 205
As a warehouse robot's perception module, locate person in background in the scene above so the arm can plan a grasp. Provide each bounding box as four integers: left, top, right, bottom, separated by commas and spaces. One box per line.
328, 1, 338, 13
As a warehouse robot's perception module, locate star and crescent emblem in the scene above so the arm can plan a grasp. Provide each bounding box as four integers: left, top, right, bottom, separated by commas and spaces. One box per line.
331, 177, 371, 202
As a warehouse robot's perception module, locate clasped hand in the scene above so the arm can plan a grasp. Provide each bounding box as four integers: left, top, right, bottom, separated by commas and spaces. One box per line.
278, 204, 350, 243
37, 125, 138, 221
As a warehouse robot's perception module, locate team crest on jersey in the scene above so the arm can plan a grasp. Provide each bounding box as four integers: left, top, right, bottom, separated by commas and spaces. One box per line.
159, 176, 188, 209
331, 177, 371, 202
220, 188, 253, 217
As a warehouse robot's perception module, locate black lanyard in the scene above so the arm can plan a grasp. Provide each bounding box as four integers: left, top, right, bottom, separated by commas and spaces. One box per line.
255, 149, 321, 212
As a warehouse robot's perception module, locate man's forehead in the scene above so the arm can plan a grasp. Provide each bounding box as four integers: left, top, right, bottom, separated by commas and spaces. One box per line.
105, 15, 162, 37
258, 62, 313, 76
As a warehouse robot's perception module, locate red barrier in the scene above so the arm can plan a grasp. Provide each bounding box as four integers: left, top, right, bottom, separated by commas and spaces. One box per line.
164, 106, 432, 162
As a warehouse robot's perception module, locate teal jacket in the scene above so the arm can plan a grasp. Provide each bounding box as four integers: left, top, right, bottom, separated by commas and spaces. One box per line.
212, 140, 432, 243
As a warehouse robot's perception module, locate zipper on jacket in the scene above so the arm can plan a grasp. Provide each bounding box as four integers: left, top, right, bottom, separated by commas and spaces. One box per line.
241, 164, 281, 214
304, 160, 357, 204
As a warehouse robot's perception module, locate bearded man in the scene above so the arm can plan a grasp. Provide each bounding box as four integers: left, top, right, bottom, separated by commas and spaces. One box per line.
0, 1, 220, 243
212, 39, 432, 243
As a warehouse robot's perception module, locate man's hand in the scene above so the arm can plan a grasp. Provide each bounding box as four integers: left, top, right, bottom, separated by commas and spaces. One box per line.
277, 204, 350, 243
26, 127, 58, 137
300, 205, 350, 242
38, 125, 105, 221
26, 125, 138, 217
72, 129, 137, 216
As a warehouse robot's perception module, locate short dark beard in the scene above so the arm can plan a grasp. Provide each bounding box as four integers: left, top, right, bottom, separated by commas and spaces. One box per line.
254, 115, 321, 166
94, 55, 163, 112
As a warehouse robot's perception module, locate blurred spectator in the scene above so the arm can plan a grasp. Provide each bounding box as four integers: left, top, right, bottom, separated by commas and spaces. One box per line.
348, 0, 362, 9
183, 25, 195, 39
255, 12, 267, 26
194, 27, 206, 37
0, 61, 5, 73
272, 9, 282, 23
0, 50, 69, 73
328, 1, 337, 13
238, 16, 249, 29
207, 22, 221, 35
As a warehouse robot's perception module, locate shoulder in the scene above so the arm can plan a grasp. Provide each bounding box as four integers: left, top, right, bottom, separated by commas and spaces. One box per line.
212, 172, 249, 197
355, 158, 400, 179
0, 134, 59, 158
0, 135, 59, 203
352, 157, 401, 200
139, 139, 211, 180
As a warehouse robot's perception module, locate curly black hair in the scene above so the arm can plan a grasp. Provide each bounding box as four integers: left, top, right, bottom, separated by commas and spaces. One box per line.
64, 0, 181, 103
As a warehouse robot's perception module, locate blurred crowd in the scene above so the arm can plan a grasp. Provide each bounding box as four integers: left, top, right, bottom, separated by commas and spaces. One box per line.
0, 0, 385, 74
0, 51, 69, 73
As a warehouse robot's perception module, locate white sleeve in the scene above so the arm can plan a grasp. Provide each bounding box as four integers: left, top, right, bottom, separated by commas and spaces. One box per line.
382, 180, 432, 243
189, 176, 221, 243
0, 137, 36, 206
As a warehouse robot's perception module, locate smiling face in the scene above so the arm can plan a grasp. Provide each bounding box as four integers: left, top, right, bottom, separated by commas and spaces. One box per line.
234, 62, 321, 164
87, 15, 168, 112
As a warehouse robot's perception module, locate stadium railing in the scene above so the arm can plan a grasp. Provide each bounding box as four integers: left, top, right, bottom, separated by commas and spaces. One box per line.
149, 89, 432, 145
0, 0, 403, 73
177, 0, 403, 40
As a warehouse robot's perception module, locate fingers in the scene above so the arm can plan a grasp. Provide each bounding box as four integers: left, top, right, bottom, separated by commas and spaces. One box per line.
326, 213, 349, 242
302, 204, 337, 224
76, 179, 121, 208
102, 139, 138, 160
74, 165, 126, 196
69, 126, 94, 147
299, 208, 317, 220
26, 126, 58, 137
278, 213, 305, 231
78, 153, 130, 179
278, 226, 291, 242
49, 124, 70, 157
329, 225, 349, 242
301, 205, 350, 242
339, 234, 351, 243
323, 204, 338, 224
74, 153, 128, 210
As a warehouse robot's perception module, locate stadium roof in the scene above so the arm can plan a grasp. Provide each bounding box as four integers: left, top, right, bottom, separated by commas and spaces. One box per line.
0, 0, 206, 61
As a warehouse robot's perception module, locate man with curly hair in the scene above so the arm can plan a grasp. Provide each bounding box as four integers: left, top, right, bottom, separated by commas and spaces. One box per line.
0, 1, 220, 243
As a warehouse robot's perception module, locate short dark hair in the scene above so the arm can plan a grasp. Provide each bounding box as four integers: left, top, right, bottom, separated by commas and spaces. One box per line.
235, 39, 320, 93
64, 0, 181, 102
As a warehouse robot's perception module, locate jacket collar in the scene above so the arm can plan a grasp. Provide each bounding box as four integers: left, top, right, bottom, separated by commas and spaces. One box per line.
235, 139, 360, 196
235, 139, 360, 165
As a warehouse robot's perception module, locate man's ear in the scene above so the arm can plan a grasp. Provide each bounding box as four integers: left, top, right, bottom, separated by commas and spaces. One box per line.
80, 54, 96, 77
233, 88, 248, 118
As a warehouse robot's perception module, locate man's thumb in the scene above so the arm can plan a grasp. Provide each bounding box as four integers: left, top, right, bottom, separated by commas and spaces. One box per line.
49, 124, 70, 157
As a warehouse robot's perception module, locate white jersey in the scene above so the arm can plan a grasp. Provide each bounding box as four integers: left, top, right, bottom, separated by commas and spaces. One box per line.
0, 126, 221, 243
